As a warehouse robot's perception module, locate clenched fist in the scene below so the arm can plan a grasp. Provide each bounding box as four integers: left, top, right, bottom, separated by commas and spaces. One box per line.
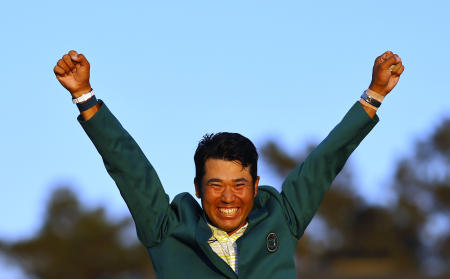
369, 51, 405, 96
54, 50, 91, 98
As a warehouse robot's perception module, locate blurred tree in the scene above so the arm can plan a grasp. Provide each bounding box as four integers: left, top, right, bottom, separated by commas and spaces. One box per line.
261, 117, 450, 278
392, 118, 450, 275
0, 187, 155, 279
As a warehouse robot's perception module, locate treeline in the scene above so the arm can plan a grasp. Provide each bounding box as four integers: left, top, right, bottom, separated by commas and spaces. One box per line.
1, 118, 448, 279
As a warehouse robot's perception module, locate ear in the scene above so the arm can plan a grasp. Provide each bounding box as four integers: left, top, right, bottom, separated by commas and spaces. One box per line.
253, 176, 260, 198
194, 179, 201, 199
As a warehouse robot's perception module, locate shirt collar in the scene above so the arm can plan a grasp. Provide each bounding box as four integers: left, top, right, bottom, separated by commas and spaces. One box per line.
207, 222, 248, 241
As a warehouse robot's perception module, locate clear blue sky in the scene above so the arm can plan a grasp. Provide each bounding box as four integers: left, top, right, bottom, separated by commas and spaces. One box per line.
1, 0, 449, 276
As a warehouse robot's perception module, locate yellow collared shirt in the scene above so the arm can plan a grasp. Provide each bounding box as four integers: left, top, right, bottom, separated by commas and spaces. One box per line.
207, 222, 248, 274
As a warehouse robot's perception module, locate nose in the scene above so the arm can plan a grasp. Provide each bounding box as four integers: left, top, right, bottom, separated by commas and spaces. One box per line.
221, 186, 235, 204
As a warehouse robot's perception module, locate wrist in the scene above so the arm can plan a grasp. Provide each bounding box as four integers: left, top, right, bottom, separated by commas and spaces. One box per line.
365, 88, 385, 102
72, 89, 95, 104
70, 85, 92, 98
360, 89, 383, 111
368, 83, 387, 96
72, 89, 98, 113
76, 94, 98, 112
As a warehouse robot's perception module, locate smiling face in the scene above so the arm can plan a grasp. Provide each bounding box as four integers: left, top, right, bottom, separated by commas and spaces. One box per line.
195, 158, 259, 234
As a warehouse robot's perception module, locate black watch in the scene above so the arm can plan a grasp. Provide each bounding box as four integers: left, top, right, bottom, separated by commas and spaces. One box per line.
361, 91, 381, 108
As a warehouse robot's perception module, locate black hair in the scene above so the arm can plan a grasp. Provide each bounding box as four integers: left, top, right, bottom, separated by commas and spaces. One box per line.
194, 132, 258, 193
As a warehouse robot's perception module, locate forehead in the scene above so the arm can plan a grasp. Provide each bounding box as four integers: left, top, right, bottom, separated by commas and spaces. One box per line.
203, 158, 251, 181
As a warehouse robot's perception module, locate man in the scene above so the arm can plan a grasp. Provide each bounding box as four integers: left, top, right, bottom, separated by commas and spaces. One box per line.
54, 50, 404, 278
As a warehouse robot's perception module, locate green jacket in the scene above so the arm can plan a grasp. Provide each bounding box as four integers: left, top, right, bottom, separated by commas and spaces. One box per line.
79, 101, 378, 278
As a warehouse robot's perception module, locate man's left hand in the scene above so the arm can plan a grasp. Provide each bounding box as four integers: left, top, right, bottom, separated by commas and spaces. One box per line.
369, 51, 405, 96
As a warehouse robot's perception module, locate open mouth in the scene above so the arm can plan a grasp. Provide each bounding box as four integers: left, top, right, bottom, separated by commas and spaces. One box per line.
217, 207, 239, 217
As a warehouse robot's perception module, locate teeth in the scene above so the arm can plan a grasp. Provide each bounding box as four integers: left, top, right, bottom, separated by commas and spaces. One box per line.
219, 208, 238, 215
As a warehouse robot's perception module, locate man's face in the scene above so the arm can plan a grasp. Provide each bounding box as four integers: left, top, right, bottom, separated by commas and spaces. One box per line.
195, 158, 259, 234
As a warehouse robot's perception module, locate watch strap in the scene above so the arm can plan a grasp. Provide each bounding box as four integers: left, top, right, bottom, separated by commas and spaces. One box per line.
361, 90, 381, 108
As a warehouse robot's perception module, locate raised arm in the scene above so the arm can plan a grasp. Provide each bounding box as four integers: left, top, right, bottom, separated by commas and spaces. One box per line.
53, 51, 177, 247
280, 51, 404, 238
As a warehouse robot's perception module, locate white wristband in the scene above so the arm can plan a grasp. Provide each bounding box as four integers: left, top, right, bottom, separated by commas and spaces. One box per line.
72, 90, 95, 104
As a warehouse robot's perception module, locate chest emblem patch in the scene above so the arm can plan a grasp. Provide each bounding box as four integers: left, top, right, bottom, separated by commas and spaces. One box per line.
266, 232, 279, 253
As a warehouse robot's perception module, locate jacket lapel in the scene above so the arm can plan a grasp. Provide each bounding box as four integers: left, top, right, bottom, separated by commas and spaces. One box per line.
246, 201, 269, 231
195, 216, 238, 279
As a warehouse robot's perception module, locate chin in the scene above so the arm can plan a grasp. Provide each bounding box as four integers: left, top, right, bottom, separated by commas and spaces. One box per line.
216, 219, 244, 233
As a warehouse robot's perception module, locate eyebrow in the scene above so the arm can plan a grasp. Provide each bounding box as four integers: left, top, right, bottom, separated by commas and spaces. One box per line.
206, 178, 222, 184
205, 178, 249, 184
233, 178, 249, 183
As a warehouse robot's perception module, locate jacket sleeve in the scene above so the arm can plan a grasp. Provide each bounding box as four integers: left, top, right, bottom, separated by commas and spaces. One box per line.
280, 102, 379, 239
78, 100, 179, 247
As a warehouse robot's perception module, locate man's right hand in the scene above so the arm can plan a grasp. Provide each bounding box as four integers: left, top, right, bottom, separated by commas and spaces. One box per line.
54, 50, 92, 98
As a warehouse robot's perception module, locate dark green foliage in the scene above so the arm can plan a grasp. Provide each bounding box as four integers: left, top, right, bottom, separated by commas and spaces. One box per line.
1, 188, 155, 279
